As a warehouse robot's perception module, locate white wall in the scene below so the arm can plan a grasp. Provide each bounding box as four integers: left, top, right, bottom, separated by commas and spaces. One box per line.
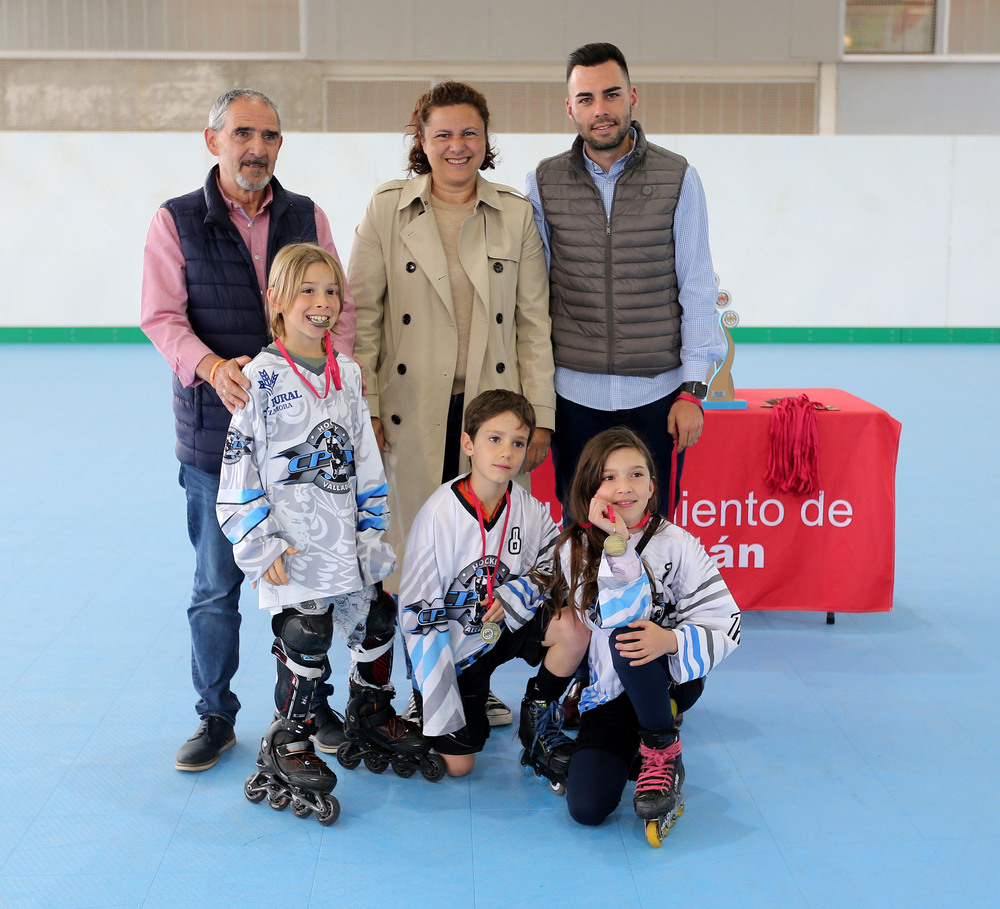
2, 131, 997, 329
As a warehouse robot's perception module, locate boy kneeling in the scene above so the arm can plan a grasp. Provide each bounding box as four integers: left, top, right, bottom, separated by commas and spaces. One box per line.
399, 391, 590, 780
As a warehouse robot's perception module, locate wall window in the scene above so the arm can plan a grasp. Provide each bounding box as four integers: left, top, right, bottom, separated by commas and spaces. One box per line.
845, 0, 1000, 54
844, 1, 937, 54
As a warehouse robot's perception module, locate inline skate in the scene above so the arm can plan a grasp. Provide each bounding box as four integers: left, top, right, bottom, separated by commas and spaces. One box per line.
244, 718, 341, 826
336, 685, 446, 782
517, 695, 575, 795
633, 729, 685, 847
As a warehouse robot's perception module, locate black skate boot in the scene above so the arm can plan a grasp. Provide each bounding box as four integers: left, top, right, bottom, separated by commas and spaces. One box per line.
517, 696, 575, 795
310, 702, 348, 753
633, 729, 685, 847
244, 719, 340, 826
337, 685, 445, 782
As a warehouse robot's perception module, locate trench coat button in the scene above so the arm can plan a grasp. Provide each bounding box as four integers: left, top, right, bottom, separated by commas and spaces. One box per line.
493, 262, 503, 273
495, 313, 503, 324
406, 262, 416, 273
496, 362, 506, 373
391, 414, 401, 424
397, 364, 407, 374
402, 313, 411, 324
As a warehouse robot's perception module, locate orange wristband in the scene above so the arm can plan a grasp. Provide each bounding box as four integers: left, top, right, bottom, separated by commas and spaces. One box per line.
208, 358, 226, 386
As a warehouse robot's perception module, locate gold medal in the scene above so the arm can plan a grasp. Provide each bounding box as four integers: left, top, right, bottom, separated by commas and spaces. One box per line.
480, 621, 502, 644
603, 532, 628, 557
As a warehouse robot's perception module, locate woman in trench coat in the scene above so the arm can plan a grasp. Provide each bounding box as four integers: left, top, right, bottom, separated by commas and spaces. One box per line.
348, 81, 555, 568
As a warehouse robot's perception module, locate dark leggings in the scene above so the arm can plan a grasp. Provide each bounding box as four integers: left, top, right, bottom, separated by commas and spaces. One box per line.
566, 628, 704, 826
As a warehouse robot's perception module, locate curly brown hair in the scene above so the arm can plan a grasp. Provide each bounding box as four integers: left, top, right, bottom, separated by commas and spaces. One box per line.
406, 81, 498, 175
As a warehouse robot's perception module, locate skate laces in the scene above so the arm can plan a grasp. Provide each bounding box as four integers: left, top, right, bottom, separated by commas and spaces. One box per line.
634, 740, 682, 794
532, 701, 569, 752
383, 715, 414, 741
278, 740, 326, 767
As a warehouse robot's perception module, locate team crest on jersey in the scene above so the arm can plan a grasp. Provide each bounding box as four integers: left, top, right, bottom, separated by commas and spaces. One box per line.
276, 419, 355, 493
456, 557, 510, 635
223, 428, 252, 464
258, 369, 279, 394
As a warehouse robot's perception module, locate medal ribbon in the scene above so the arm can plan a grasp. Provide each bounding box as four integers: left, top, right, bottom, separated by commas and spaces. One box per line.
274, 332, 342, 399
465, 479, 511, 607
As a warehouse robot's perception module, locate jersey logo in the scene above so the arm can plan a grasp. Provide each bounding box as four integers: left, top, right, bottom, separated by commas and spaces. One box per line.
456, 558, 510, 635
258, 369, 279, 394
222, 428, 252, 464
276, 419, 355, 493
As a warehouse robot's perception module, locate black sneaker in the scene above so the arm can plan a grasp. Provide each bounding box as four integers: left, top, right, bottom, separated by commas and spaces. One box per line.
310, 703, 347, 754
175, 716, 235, 771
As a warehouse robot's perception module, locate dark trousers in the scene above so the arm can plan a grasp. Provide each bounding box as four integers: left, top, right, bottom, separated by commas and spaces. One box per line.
552, 391, 685, 524
566, 629, 705, 827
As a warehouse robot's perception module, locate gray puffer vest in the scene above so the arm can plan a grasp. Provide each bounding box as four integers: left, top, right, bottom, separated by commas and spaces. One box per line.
535, 122, 687, 376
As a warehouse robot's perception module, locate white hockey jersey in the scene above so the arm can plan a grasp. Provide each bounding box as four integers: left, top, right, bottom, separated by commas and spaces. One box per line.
569, 522, 741, 714
217, 346, 395, 613
399, 480, 559, 737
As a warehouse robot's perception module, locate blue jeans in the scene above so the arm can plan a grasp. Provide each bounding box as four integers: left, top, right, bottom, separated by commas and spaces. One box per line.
179, 464, 244, 725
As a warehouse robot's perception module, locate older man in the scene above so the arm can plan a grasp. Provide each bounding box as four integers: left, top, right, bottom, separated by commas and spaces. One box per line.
527, 43, 725, 523
141, 89, 355, 771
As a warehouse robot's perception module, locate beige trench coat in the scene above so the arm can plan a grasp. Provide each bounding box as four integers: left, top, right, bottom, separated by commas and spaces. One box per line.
348, 172, 555, 565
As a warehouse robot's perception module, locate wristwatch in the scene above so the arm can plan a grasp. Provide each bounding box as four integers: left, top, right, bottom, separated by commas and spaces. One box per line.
678, 381, 708, 401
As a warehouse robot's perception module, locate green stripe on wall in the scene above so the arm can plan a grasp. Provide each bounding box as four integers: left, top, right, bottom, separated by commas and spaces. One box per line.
0, 326, 997, 344
0, 327, 148, 343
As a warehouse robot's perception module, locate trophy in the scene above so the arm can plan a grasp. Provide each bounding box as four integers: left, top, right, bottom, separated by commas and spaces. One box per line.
704, 279, 747, 410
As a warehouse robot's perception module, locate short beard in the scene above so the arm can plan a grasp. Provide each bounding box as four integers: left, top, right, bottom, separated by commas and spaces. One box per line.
582, 118, 632, 152
236, 171, 272, 192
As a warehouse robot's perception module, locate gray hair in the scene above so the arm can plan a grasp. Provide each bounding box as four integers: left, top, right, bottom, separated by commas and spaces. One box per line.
207, 89, 281, 133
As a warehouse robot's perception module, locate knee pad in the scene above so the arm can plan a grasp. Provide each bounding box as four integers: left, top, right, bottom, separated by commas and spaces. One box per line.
363, 587, 398, 644
272, 610, 334, 659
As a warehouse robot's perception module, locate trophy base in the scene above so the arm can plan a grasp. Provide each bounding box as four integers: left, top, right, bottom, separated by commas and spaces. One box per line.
704, 399, 748, 410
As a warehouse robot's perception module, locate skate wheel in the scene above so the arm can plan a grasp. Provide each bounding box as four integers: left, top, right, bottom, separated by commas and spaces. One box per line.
518, 748, 534, 775
645, 819, 663, 848
244, 775, 266, 804
548, 779, 567, 797
291, 800, 312, 819
391, 754, 417, 778
363, 751, 389, 774
268, 793, 290, 811
335, 741, 362, 770
419, 753, 447, 783
315, 794, 340, 826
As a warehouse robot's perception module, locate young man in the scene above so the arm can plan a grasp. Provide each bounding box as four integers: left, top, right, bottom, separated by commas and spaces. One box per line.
526, 43, 726, 523
398, 390, 590, 779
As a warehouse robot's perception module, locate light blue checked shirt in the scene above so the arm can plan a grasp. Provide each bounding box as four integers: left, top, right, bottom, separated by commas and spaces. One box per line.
526, 128, 724, 411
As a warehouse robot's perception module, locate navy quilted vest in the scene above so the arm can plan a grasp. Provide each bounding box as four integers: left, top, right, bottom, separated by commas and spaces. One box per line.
162, 167, 318, 472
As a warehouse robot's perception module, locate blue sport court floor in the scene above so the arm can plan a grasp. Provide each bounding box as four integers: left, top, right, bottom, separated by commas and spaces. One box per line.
0, 342, 997, 909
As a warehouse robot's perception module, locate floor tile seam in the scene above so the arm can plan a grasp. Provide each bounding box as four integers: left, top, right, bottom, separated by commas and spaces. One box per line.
613, 810, 646, 909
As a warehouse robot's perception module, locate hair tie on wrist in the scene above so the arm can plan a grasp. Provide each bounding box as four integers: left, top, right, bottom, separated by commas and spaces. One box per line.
676, 391, 704, 409
209, 358, 226, 385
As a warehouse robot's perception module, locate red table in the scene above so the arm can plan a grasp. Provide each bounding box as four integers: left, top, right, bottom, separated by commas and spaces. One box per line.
531, 389, 901, 615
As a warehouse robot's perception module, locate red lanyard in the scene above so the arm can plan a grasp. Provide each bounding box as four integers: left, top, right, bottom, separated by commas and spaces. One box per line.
465, 479, 511, 605
274, 333, 342, 398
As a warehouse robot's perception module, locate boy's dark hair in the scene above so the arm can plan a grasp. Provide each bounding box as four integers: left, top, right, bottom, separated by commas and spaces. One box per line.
566, 42, 631, 83
463, 389, 536, 441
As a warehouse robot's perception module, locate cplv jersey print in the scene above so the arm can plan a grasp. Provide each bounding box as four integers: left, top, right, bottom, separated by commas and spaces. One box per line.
399, 480, 558, 737
217, 348, 395, 613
